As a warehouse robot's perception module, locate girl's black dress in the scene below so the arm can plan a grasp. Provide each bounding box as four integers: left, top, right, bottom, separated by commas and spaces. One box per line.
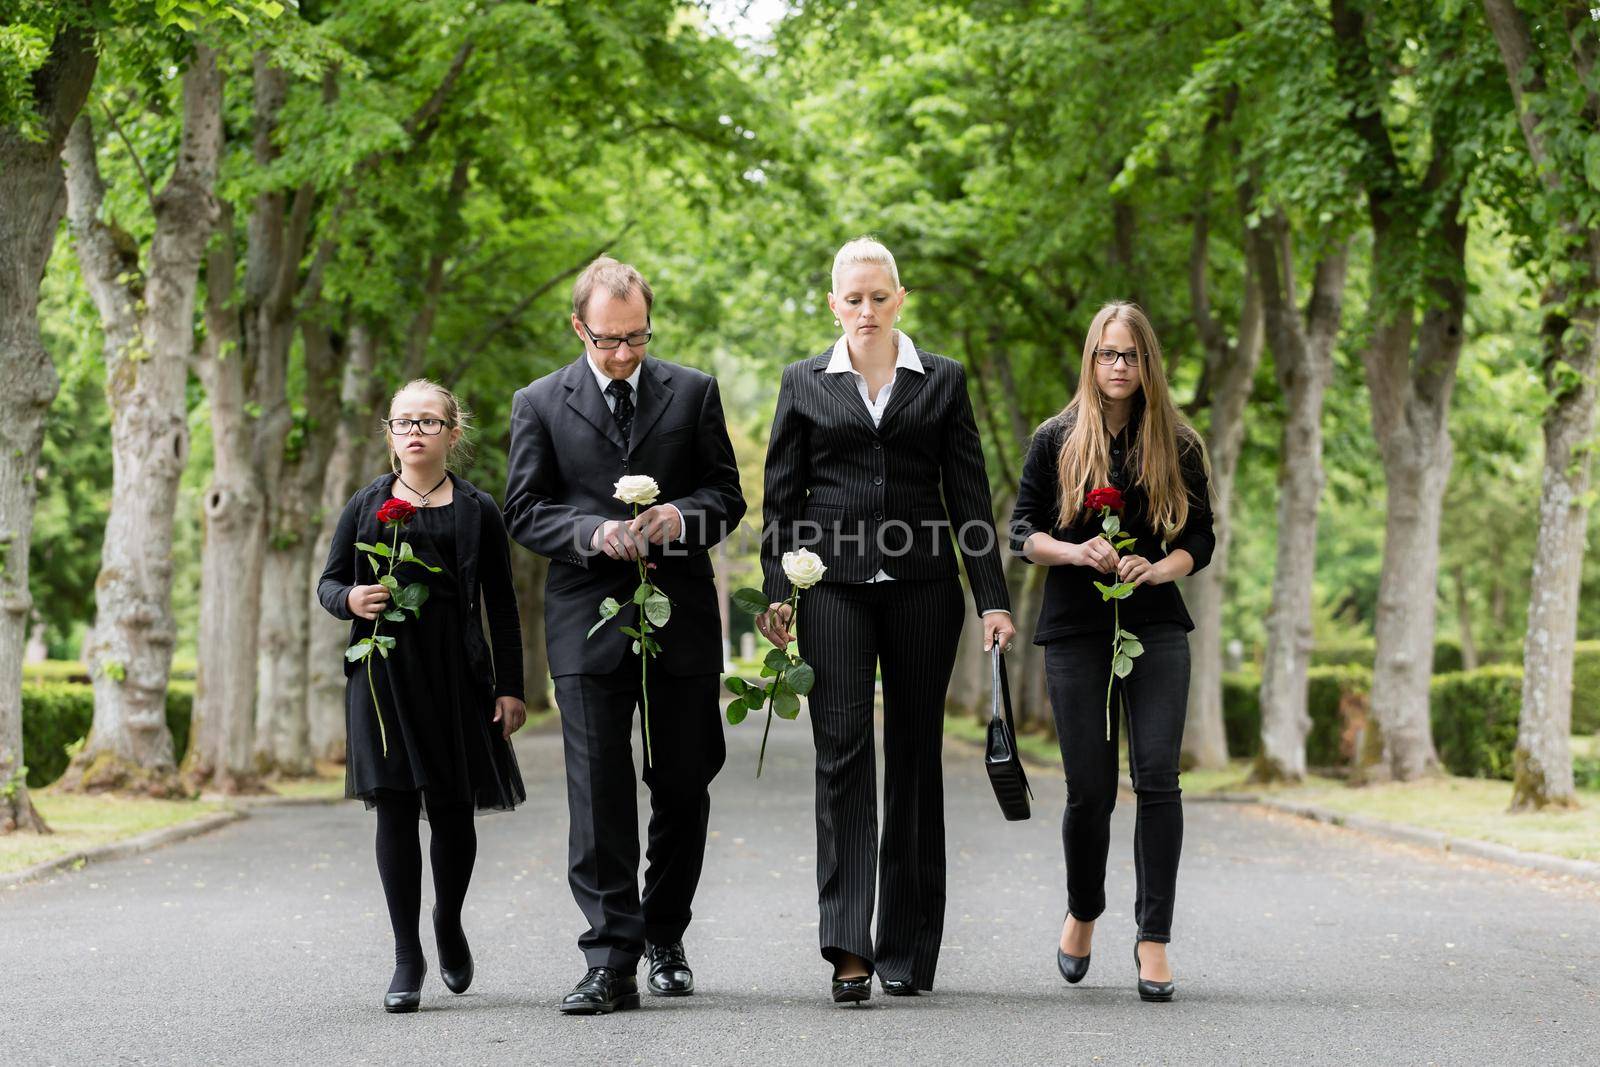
320, 476, 527, 818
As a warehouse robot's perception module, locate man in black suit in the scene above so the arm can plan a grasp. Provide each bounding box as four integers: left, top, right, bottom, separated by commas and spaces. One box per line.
505, 256, 745, 1014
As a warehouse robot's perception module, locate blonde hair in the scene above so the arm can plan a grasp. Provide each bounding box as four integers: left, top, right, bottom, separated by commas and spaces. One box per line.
1053, 302, 1206, 536
572, 255, 654, 319
385, 378, 474, 474
831, 236, 901, 293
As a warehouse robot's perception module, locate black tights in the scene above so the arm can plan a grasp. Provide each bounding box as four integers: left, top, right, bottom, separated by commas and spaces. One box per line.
373, 790, 477, 992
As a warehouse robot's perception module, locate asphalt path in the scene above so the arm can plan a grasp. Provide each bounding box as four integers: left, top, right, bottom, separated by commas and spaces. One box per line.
5, 710, 1597, 1065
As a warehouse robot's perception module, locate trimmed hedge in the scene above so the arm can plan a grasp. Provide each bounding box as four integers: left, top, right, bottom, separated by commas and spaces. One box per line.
1308, 640, 1466, 674
20, 681, 194, 787
21, 659, 196, 685
1221, 666, 1372, 766
1428, 666, 1523, 780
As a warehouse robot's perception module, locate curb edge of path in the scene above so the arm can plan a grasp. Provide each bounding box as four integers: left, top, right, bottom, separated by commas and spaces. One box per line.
948, 732, 1600, 885
0, 790, 343, 891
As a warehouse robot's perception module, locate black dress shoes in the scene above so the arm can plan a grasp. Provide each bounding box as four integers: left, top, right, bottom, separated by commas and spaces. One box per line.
880, 978, 919, 997
1134, 944, 1175, 1002
560, 967, 641, 1015
433, 906, 474, 995
383, 960, 426, 1014
831, 975, 872, 1004
1057, 946, 1091, 984
646, 941, 695, 997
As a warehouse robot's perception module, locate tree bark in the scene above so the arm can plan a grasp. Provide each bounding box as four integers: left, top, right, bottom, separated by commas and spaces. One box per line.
512, 544, 551, 712
306, 323, 381, 761
1453, 564, 1480, 672
1482, 0, 1600, 810
1251, 217, 1350, 784
60, 47, 223, 795
0, 21, 97, 831
1182, 203, 1265, 770
185, 203, 268, 793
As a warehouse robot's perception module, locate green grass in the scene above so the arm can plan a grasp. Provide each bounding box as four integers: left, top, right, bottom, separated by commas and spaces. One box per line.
1, 791, 229, 875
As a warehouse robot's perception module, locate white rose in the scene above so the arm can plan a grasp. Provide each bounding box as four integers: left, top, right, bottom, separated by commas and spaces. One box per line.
782, 548, 827, 589
613, 475, 661, 507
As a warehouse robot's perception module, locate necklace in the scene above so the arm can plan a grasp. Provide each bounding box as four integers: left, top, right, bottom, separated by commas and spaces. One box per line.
396, 472, 449, 506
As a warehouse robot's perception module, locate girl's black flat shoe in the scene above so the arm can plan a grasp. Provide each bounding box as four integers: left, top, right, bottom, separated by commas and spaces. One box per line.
1057, 946, 1091, 984
384, 960, 427, 1013
1134, 944, 1175, 1002
433, 906, 474, 994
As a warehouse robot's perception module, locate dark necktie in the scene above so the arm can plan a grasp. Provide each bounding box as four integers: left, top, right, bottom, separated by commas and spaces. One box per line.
605, 378, 634, 442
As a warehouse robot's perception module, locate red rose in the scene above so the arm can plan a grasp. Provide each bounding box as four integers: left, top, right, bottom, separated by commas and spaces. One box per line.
377, 497, 418, 526
1084, 487, 1124, 514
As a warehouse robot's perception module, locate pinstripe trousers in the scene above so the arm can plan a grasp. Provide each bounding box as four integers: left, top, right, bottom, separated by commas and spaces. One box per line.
798, 576, 965, 988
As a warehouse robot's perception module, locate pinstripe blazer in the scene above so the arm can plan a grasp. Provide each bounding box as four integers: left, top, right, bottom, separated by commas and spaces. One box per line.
759, 343, 1010, 614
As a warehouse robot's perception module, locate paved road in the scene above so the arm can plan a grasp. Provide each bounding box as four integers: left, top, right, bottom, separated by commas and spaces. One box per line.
5, 713, 1598, 1066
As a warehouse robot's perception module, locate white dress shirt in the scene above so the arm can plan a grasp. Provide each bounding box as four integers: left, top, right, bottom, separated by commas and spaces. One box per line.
587, 354, 683, 540
824, 331, 1008, 618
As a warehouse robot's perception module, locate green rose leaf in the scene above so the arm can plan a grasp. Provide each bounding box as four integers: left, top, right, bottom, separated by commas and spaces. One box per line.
644, 590, 671, 628
394, 583, 429, 613
397, 541, 415, 563
732, 587, 771, 615
726, 703, 749, 725
356, 541, 391, 558
1111, 582, 1135, 600
786, 660, 816, 696
366, 555, 381, 574
632, 639, 641, 655
1103, 515, 1121, 538
633, 583, 651, 605
345, 639, 372, 662
619, 625, 642, 639
1121, 638, 1144, 658
764, 648, 790, 672
772, 688, 801, 719
1119, 629, 1139, 640
747, 689, 771, 712
383, 610, 405, 623
1113, 653, 1133, 678
378, 574, 399, 592
725, 676, 750, 696
1093, 580, 1115, 601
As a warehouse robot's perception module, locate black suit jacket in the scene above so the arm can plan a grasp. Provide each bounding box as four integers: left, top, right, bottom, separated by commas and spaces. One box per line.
504, 354, 746, 678
317, 472, 524, 702
759, 344, 1010, 614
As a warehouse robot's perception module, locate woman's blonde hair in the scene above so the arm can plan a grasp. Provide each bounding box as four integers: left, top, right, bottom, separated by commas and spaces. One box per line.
1054, 302, 1205, 536
385, 378, 474, 474
831, 236, 901, 293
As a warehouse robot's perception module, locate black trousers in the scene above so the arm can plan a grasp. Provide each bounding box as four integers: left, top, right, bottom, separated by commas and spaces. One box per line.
1044, 622, 1189, 943
798, 577, 964, 988
554, 664, 725, 970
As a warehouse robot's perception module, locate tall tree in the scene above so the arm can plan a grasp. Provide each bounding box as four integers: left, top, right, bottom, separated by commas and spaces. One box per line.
1482, 0, 1600, 810
57, 43, 224, 794
0, 15, 97, 831
1329, 0, 1506, 781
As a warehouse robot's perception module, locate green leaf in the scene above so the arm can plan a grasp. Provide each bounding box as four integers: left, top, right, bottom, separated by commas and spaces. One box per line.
633, 583, 651, 605
1113, 654, 1133, 678
366, 555, 381, 574
732, 587, 771, 614
726, 703, 748, 725
394, 583, 429, 613
378, 574, 399, 592
586, 615, 613, 639
374, 635, 396, 649
725, 676, 750, 696
377, 643, 391, 658
772, 688, 801, 719
345, 640, 372, 662
764, 648, 789, 672
620, 625, 642, 639
1110, 582, 1135, 600
786, 660, 815, 696
746, 689, 771, 712
1119, 629, 1139, 640
356, 541, 391, 558
631, 639, 641, 655
1093, 580, 1115, 601
383, 610, 405, 623
597, 597, 621, 620
644, 590, 671, 628
1586, 134, 1600, 191
1103, 515, 1121, 538
1121, 639, 1144, 658
397, 541, 415, 564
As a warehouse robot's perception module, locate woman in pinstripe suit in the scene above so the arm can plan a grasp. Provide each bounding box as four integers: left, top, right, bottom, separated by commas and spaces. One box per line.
756, 237, 1015, 1004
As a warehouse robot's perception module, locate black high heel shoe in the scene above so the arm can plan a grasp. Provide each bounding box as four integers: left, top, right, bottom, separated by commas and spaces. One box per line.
384, 959, 426, 1014
433, 905, 474, 995
1057, 945, 1091, 984
1133, 943, 1175, 1002
832, 975, 872, 1004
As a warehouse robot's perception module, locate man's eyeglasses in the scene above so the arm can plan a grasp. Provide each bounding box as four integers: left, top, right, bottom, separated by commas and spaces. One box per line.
581, 320, 653, 351
384, 417, 454, 435
1093, 347, 1140, 367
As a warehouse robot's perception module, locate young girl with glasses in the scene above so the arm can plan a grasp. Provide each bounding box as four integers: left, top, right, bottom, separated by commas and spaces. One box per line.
317, 378, 528, 1013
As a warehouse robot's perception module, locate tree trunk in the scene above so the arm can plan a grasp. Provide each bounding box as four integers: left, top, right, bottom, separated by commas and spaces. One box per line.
1453, 564, 1480, 672
307, 323, 380, 761
185, 204, 268, 793
512, 545, 551, 712
1252, 220, 1350, 784
0, 23, 97, 831
60, 47, 223, 795
1481, 0, 1600, 810
1182, 204, 1264, 770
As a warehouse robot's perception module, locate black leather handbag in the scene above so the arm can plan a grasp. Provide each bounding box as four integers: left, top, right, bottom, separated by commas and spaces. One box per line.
984, 644, 1032, 821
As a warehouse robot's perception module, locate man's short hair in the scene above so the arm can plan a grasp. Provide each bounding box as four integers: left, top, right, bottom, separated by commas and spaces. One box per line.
572, 255, 655, 319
